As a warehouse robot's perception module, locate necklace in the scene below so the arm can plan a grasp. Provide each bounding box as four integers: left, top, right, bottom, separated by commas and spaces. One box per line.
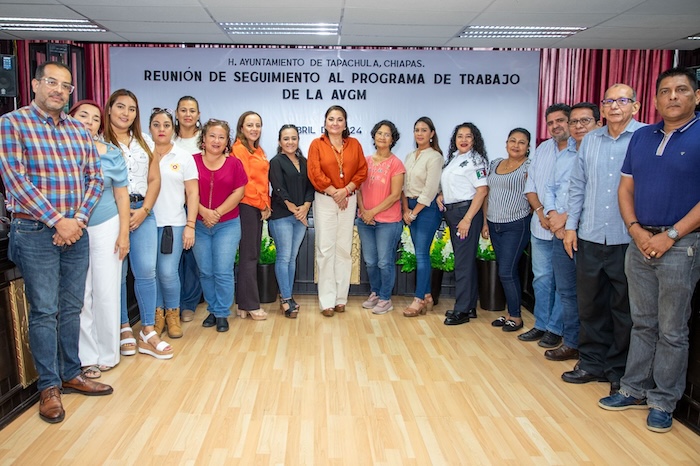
333, 142, 344, 179
154, 144, 173, 159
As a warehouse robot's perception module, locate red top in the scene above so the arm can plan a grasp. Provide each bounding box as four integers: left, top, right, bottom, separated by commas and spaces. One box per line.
193, 154, 248, 222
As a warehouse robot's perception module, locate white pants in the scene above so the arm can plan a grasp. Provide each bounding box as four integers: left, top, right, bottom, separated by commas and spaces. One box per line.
313, 192, 357, 310
79, 215, 123, 368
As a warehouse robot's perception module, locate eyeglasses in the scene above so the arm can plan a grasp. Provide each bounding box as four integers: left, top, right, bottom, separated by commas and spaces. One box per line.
40, 77, 75, 94
375, 131, 392, 138
569, 117, 596, 126
601, 97, 635, 107
151, 107, 174, 116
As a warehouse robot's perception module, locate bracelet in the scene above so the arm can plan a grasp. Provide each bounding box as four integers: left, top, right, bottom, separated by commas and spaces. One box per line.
409, 211, 417, 221
143, 206, 151, 216
627, 220, 640, 230
186, 220, 196, 225
345, 187, 350, 197
185, 224, 195, 230
534, 205, 544, 213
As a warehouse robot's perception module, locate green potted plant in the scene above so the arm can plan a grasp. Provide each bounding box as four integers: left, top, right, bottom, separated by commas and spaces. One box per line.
257, 221, 278, 303
429, 226, 454, 304
476, 236, 505, 311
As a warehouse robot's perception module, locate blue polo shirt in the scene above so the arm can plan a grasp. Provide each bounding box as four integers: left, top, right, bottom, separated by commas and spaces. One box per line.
621, 112, 700, 226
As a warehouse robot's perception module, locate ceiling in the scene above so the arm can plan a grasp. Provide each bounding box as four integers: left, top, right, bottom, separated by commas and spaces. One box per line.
0, 0, 699, 50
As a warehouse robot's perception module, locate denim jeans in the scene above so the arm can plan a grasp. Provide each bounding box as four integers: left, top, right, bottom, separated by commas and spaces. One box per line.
268, 215, 307, 299
120, 206, 158, 326
156, 225, 185, 309
192, 218, 241, 318
407, 198, 442, 298
179, 248, 202, 311
488, 215, 531, 318
530, 235, 563, 335
621, 233, 700, 413
9, 219, 88, 390
356, 219, 403, 300
552, 237, 579, 348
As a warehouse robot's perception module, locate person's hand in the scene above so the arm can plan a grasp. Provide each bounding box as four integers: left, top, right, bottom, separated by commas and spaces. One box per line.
634, 228, 671, 260
293, 204, 309, 222
548, 211, 567, 233
563, 230, 578, 258
360, 208, 375, 225
403, 210, 413, 225
456, 217, 471, 240
331, 188, 346, 204
261, 207, 272, 221
115, 233, 129, 260
201, 208, 220, 228
481, 223, 490, 239
183, 226, 195, 250
129, 207, 148, 231
54, 218, 85, 245
553, 228, 565, 240
436, 194, 445, 212
338, 197, 349, 211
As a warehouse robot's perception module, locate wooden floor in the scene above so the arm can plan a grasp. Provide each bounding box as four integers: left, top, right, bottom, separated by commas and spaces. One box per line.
0, 295, 698, 465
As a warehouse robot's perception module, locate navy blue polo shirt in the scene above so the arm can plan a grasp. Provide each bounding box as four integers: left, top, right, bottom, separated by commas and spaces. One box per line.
621, 112, 700, 226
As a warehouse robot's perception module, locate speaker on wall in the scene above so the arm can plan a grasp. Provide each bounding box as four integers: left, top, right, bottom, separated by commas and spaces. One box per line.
0, 55, 18, 98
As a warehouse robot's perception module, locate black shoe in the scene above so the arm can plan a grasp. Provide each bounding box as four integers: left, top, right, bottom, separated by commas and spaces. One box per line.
445, 309, 454, 317
466, 308, 477, 319
502, 319, 524, 332
202, 313, 216, 328
562, 367, 607, 384
444, 311, 470, 325
538, 331, 562, 348
518, 328, 545, 342
610, 381, 621, 396
216, 317, 229, 332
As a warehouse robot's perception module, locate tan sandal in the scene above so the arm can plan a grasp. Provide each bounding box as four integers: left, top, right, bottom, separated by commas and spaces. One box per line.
81, 365, 101, 379
403, 298, 427, 317
120, 327, 137, 356
249, 309, 267, 321
138, 330, 174, 360
237, 309, 249, 319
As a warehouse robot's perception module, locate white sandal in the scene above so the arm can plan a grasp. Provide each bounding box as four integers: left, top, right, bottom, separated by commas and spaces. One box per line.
120, 327, 137, 356
138, 330, 174, 360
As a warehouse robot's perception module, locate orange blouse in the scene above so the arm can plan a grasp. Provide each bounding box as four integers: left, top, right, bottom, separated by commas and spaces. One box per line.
231, 138, 270, 210
307, 134, 367, 192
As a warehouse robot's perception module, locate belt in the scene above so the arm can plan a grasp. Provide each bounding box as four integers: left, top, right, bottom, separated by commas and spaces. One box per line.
642, 225, 700, 235
444, 200, 472, 211
12, 212, 35, 220
316, 191, 356, 197
129, 194, 145, 203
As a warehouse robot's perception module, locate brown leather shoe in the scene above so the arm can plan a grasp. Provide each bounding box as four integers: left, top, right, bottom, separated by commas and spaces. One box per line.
321, 308, 334, 317
62, 374, 114, 396
39, 386, 65, 423
544, 345, 580, 361
334, 304, 346, 313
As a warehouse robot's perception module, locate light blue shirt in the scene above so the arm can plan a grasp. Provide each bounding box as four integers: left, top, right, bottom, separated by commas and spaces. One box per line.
524, 138, 565, 240
565, 119, 646, 245
89, 142, 128, 226
544, 137, 578, 214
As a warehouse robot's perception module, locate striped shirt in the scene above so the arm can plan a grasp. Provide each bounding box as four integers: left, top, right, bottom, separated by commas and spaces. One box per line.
486, 158, 531, 223
0, 101, 103, 227
565, 120, 646, 245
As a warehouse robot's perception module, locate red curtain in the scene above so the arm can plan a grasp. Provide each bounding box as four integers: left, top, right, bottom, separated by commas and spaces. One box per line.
537, 48, 674, 143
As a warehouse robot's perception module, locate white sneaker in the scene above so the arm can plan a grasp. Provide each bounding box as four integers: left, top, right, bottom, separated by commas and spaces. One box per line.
372, 299, 393, 315
362, 292, 379, 309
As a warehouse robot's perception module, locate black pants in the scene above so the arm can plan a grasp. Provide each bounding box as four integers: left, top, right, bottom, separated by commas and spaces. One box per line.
444, 204, 482, 312
236, 203, 262, 310
576, 239, 632, 383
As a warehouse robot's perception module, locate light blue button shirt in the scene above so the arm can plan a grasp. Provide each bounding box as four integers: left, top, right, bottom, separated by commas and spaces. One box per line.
544, 137, 578, 214
524, 138, 566, 240
565, 119, 646, 245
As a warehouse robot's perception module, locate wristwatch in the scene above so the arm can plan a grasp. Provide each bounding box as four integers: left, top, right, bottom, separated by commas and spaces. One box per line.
667, 227, 680, 242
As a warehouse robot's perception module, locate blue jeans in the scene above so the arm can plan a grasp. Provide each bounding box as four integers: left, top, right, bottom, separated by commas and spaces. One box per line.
552, 236, 579, 348
488, 215, 531, 318
156, 225, 185, 309
356, 219, 403, 300
192, 218, 241, 318
9, 219, 88, 390
179, 248, 202, 311
408, 198, 442, 298
268, 215, 307, 299
530, 235, 563, 334
621, 233, 700, 413
120, 207, 158, 326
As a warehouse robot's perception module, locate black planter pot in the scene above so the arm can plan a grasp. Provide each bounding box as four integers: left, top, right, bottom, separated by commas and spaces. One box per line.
430, 268, 444, 305
476, 259, 506, 311
257, 263, 278, 304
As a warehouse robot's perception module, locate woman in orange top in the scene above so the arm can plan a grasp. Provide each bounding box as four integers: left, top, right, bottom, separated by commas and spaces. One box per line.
231, 111, 270, 320
308, 105, 368, 316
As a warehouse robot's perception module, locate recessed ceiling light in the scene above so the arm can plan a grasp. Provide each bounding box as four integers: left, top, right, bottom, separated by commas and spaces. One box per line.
458, 25, 586, 39
220, 22, 339, 35
688, 36, 700, 40
0, 17, 105, 32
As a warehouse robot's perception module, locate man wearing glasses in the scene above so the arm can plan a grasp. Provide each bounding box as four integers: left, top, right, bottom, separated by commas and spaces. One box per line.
0, 61, 112, 424
541, 102, 602, 363
561, 84, 645, 396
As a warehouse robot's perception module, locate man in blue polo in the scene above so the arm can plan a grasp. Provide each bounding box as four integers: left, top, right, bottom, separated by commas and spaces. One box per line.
599, 67, 700, 433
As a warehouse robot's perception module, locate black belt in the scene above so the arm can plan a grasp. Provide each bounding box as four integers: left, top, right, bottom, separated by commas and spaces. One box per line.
444, 200, 472, 211
129, 194, 145, 203
316, 191, 356, 197
642, 225, 700, 235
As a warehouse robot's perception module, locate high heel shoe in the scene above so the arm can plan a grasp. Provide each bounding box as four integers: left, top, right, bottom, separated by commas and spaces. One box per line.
424, 294, 434, 313
403, 297, 427, 317
280, 298, 299, 319
237, 309, 249, 319
249, 309, 268, 321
